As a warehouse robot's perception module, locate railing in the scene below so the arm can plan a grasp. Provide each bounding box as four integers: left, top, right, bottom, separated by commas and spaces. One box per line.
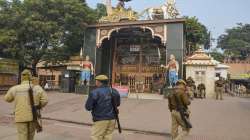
0, 85, 11, 94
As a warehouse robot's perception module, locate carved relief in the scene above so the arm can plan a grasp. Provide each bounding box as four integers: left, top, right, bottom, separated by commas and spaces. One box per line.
96, 24, 167, 47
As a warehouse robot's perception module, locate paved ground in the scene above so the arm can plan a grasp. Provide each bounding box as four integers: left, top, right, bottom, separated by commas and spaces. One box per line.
1, 92, 250, 140
0, 119, 167, 140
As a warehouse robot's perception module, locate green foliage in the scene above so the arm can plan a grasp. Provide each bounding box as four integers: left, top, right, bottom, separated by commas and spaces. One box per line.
185, 16, 210, 54
95, 3, 107, 20
0, 0, 97, 74
217, 23, 250, 59
209, 50, 225, 62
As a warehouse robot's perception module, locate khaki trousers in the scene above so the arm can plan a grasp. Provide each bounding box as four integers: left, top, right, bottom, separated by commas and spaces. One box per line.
187, 87, 194, 99
16, 122, 36, 140
91, 120, 116, 140
171, 110, 190, 140
215, 87, 223, 100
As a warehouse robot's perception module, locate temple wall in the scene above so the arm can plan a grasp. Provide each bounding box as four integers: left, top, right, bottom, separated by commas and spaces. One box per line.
91, 22, 185, 76
224, 62, 250, 79
166, 23, 185, 78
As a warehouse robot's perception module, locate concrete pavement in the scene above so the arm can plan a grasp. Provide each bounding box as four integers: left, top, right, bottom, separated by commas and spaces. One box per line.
0, 121, 170, 140
0, 120, 168, 140
1, 92, 250, 140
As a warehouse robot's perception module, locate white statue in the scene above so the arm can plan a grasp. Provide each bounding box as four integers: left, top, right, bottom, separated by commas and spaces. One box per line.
168, 0, 175, 5
80, 55, 94, 85
141, 0, 179, 20
161, 54, 179, 87
166, 0, 179, 18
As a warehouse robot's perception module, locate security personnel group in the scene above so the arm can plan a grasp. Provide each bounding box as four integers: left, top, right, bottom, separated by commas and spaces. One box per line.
4, 69, 226, 140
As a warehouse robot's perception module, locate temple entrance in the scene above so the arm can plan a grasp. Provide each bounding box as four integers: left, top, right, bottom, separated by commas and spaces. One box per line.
101, 27, 167, 93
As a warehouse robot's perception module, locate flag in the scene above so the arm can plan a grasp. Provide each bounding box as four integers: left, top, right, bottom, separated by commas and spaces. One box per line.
157, 47, 161, 60
80, 47, 83, 57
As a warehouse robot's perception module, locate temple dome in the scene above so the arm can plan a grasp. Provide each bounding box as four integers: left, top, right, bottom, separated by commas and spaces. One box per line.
184, 48, 217, 66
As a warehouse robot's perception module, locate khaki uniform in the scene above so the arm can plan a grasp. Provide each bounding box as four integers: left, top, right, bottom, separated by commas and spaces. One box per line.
239, 85, 247, 96
168, 89, 191, 140
186, 78, 195, 99
91, 120, 116, 140
197, 83, 206, 98
4, 80, 48, 140
215, 79, 224, 100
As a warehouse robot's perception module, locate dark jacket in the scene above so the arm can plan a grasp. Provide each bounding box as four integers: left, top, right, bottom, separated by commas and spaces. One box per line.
168, 90, 191, 112
85, 85, 120, 122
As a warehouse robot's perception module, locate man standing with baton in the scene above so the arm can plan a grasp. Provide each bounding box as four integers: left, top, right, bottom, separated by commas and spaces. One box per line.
85, 75, 121, 140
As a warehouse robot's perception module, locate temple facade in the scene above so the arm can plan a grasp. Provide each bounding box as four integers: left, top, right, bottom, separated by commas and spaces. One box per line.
83, 19, 185, 93
37, 0, 186, 94
184, 48, 217, 97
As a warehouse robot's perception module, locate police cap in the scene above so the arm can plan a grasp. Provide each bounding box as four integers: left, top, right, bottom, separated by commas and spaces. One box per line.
95, 75, 109, 81
21, 69, 32, 81
21, 69, 32, 77
176, 79, 187, 86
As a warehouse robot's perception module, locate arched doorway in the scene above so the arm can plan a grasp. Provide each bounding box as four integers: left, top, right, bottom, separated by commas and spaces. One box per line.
97, 27, 167, 93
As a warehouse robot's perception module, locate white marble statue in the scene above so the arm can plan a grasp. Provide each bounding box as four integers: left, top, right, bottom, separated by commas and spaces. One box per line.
142, 0, 179, 20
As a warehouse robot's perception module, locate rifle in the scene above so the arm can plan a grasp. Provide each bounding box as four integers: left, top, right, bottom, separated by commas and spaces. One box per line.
107, 39, 122, 133
28, 79, 43, 133
173, 94, 192, 129
110, 88, 122, 133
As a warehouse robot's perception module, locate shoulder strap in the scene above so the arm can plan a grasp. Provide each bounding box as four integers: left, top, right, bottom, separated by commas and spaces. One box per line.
109, 88, 115, 102
28, 80, 35, 107
28, 79, 36, 120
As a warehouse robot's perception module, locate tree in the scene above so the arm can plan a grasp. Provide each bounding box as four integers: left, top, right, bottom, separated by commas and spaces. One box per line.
185, 16, 210, 55
217, 23, 250, 60
95, 3, 107, 20
209, 49, 225, 62
0, 0, 96, 76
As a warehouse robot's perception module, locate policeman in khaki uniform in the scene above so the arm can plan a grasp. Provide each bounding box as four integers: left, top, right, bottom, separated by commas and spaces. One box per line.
186, 77, 195, 99
85, 75, 120, 140
4, 69, 48, 140
168, 80, 191, 140
215, 77, 225, 100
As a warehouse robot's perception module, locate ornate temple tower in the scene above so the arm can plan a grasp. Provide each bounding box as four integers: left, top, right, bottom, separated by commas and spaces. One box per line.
106, 0, 112, 16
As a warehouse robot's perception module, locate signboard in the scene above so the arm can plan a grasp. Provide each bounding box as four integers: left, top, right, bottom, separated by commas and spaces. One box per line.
130, 45, 140, 52
231, 74, 250, 79
65, 74, 69, 78
0, 59, 18, 74
66, 65, 81, 71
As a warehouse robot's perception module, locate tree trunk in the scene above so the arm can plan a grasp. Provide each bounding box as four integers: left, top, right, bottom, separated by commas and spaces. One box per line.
18, 64, 25, 84
31, 60, 39, 77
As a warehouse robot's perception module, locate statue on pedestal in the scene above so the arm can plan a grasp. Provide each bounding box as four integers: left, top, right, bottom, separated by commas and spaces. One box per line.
161, 54, 179, 87
80, 55, 94, 85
